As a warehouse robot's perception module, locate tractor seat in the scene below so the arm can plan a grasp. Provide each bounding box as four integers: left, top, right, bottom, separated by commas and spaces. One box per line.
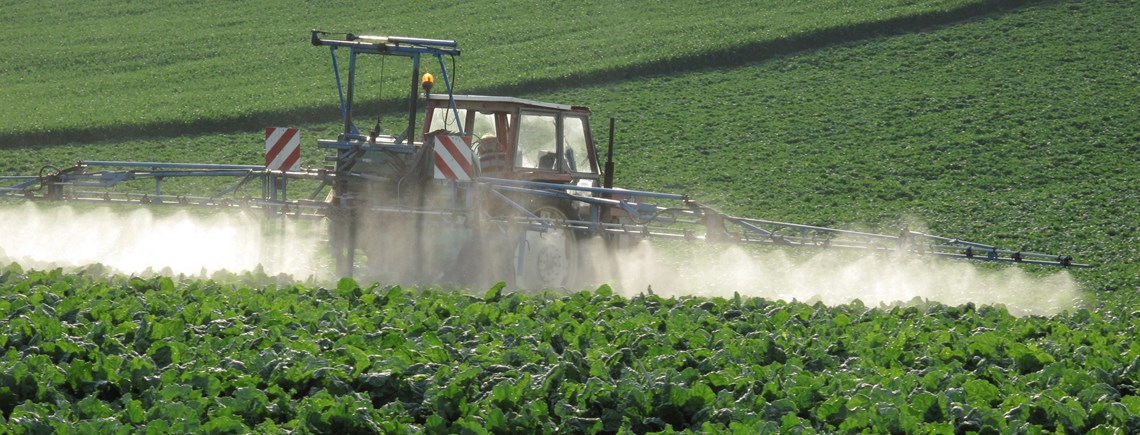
476, 135, 509, 176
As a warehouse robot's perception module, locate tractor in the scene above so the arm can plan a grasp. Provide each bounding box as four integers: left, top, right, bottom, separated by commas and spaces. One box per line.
0, 31, 1086, 290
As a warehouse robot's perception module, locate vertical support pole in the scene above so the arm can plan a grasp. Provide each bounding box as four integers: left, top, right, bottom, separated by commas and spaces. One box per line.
435, 54, 464, 133
331, 208, 357, 278
604, 117, 615, 190
405, 54, 421, 145
590, 204, 600, 234
333, 151, 357, 278
598, 118, 616, 233
264, 172, 275, 218
266, 172, 275, 202
330, 49, 360, 277
154, 177, 163, 204
345, 208, 357, 278
344, 51, 358, 137
330, 46, 348, 127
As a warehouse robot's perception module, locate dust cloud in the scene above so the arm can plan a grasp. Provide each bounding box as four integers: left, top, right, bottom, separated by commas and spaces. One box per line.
0, 202, 325, 279
579, 238, 1081, 317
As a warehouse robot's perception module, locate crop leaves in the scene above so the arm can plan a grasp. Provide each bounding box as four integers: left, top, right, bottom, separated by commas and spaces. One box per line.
1, 266, 1135, 431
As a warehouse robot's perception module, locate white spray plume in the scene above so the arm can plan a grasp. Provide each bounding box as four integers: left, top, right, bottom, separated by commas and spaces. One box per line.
1, 203, 1079, 316
578, 239, 1080, 316
0, 202, 324, 279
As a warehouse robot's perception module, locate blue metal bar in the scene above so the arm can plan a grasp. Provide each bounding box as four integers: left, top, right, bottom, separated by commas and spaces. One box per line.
80, 161, 264, 170
383, 35, 459, 48
434, 54, 463, 133
486, 183, 690, 224
345, 51, 359, 136
52, 171, 261, 193
334, 133, 397, 143
732, 219, 773, 237
490, 184, 577, 202
396, 54, 421, 145
478, 177, 688, 201
727, 216, 901, 242
316, 38, 460, 57
317, 140, 417, 154
73, 170, 258, 179
211, 173, 261, 201
721, 214, 1086, 267
0, 177, 40, 195
330, 46, 348, 126
903, 231, 995, 250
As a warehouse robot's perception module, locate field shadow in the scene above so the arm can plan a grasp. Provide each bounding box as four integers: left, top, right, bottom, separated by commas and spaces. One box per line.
0, 0, 1053, 149
485, 0, 1054, 98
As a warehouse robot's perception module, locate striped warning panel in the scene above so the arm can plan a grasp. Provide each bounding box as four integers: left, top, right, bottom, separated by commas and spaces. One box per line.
265, 127, 301, 172
432, 134, 475, 181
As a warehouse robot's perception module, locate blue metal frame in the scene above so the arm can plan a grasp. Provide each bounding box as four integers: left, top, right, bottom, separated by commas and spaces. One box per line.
0, 159, 1088, 268
314, 30, 464, 143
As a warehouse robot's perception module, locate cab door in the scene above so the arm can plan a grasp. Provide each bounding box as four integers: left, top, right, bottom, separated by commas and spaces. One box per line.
513, 110, 598, 184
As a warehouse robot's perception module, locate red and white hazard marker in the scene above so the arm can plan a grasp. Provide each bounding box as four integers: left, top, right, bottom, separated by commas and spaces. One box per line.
432, 134, 475, 181
265, 127, 301, 172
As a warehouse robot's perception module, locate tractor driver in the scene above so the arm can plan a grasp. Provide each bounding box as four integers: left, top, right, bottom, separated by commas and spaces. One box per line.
474, 134, 509, 177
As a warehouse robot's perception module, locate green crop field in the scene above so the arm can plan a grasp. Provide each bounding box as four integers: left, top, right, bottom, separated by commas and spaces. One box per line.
2, 0, 1139, 432
2, 0, 1054, 145
3, 268, 1139, 433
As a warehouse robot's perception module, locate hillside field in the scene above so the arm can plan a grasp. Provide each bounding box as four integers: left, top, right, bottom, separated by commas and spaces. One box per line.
2, 0, 1040, 145
2, 0, 1139, 432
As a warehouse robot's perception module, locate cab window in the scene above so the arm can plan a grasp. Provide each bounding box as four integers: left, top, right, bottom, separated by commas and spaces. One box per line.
563, 115, 593, 174
427, 108, 497, 139
427, 108, 464, 133
515, 111, 558, 169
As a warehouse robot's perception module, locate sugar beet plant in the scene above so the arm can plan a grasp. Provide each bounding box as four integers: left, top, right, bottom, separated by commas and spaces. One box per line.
2, 264, 1139, 433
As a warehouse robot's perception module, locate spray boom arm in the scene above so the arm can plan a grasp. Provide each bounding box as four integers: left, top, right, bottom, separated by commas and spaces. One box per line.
0, 158, 1089, 269
475, 178, 1087, 268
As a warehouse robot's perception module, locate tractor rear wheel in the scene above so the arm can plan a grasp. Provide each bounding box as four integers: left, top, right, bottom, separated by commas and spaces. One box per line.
516, 202, 581, 290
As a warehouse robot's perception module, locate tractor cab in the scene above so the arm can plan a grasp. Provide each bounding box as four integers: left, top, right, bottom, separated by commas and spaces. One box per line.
422, 94, 600, 186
